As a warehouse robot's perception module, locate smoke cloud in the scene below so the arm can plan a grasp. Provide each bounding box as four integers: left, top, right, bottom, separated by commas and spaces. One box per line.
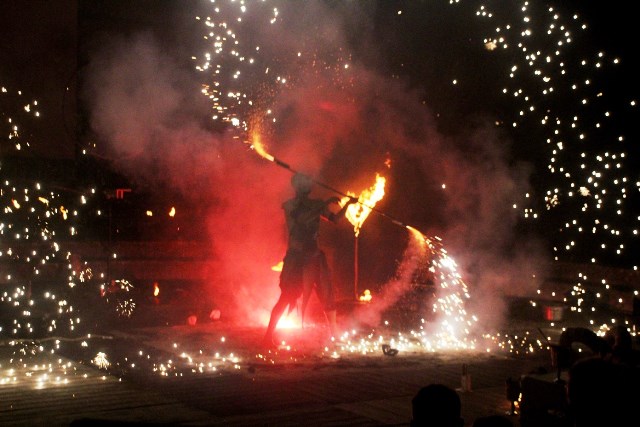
81, 1, 546, 334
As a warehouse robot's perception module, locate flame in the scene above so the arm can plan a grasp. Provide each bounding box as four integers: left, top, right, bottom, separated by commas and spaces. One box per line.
345, 174, 386, 236
384, 152, 392, 169
153, 282, 160, 297
146, 210, 153, 216
250, 131, 275, 162
406, 225, 444, 253
168, 206, 176, 217
407, 226, 428, 246
359, 289, 372, 302
271, 261, 283, 272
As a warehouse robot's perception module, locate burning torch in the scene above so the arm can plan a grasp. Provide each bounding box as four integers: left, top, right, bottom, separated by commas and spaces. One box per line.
249, 135, 444, 299
250, 137, 424, 234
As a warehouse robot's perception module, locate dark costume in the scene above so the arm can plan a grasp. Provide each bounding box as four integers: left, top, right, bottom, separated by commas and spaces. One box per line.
262, 173, 355, 347
279, 195, 336, 314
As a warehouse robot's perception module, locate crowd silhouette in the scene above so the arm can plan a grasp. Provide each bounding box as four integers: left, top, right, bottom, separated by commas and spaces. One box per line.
411, 327, 639, 427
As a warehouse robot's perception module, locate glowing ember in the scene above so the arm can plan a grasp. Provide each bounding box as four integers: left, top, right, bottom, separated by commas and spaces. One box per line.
359, 289, 372, 302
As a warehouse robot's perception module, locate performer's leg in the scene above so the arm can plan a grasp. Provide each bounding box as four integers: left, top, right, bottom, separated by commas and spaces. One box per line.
267, 251, 301, 344
262, 295, 288, 347
325, 308, 338, 339
301, 275, 313, 329
315, 252, 338, 338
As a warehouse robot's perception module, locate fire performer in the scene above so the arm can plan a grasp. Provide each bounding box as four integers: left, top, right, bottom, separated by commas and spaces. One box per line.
262, 172, 357, 347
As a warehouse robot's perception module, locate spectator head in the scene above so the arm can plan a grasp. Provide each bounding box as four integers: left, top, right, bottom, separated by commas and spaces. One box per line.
567, 356, 636, 427
411, 383, 463, 427
472, 414, 514, 427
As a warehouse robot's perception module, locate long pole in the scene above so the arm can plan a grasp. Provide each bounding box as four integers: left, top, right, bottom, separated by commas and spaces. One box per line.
266, 155, 412, 231
252, 141, 442, 246
354, 234, 359, 301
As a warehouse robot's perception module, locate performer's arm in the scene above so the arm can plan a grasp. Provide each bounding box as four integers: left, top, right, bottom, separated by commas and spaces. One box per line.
324, 197, 357, 223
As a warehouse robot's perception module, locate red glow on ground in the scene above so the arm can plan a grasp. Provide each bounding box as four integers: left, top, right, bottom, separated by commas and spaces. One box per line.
277, 316, 300, 329
257, 309, 300, 330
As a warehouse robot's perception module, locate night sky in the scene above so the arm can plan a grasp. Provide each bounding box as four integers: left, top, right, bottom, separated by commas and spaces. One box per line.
2, 1, 638, 327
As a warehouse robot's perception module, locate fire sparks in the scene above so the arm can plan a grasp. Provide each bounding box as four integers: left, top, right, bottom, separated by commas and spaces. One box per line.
192, 0, 481, 350
93, 352, 110, 369
1, 2, 636, 398
473, 2, 638, 268
100, 280, 136, 318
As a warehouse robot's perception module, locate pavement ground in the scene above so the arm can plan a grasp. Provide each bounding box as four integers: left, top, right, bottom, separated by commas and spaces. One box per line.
1, 310, 559, 427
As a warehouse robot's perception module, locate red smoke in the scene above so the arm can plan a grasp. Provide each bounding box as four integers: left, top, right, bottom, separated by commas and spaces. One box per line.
82, 2, 544, 335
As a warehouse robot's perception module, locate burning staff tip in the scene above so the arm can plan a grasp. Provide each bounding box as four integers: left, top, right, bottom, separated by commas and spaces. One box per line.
250, 141, 275, 163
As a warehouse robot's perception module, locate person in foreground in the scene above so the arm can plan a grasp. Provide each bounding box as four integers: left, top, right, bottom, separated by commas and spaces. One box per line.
566, 355, 638, 427
262, 173, 356, 348
411, 383, 464, 427
472, 414, 514, 427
